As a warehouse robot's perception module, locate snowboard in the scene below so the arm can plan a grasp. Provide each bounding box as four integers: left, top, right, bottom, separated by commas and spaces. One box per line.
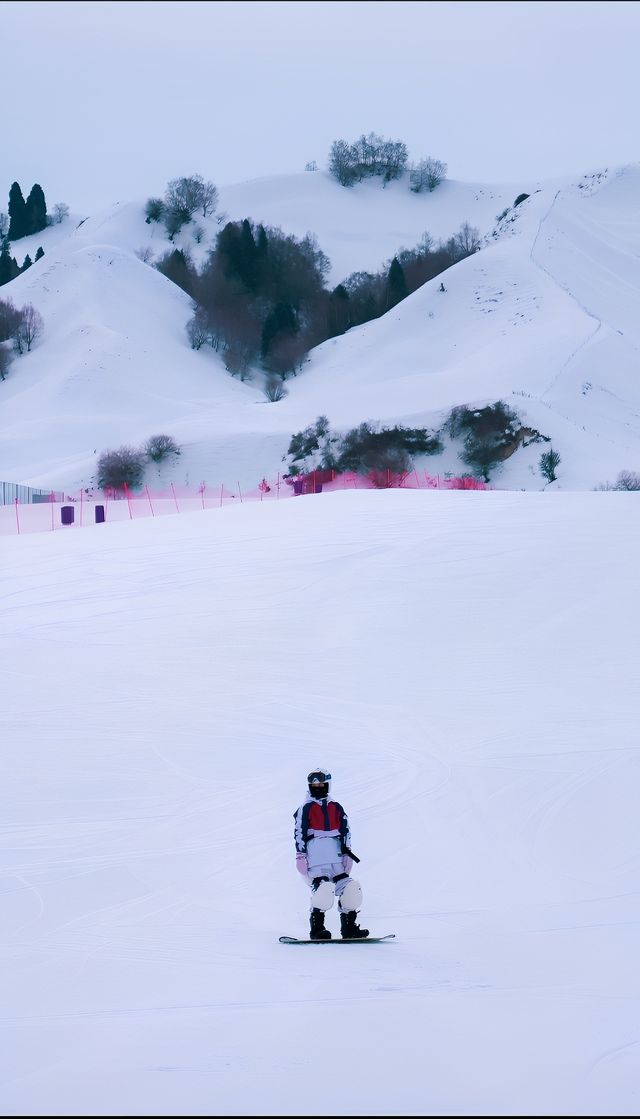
279, 934, 395, 944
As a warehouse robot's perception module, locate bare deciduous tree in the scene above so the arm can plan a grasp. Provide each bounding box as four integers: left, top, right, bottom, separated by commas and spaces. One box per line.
145, 434, 180, 463
0, 342, 13, 381
186, 306, 211, 350
410, 157, 448, 192
455, 221, 481, 255
13, 304, 44, 353
614, 470, 640, 490
52, 202, 70, 224
199, 181, 218, 217
96, 445, 146, 490
164, 174, 218, 231
135, 246, 154, 264
0, 212, 8, 238
0, 296, 21, 342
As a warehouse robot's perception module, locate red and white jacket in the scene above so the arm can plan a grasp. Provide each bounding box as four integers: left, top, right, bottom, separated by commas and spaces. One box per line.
293, 794, 351, 855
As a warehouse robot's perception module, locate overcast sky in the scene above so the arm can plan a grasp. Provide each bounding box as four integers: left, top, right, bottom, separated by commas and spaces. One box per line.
2, 0, 639, 213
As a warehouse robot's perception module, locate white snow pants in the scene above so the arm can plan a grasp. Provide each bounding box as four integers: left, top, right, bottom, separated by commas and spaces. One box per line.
307, 834, 362, 913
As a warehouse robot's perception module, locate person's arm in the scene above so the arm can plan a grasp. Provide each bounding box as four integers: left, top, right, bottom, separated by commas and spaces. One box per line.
294, 805, 310, 877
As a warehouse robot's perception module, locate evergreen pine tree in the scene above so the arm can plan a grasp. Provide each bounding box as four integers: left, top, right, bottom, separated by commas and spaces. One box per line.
21, 254, 33, 272
239, 219, 258, 290
8, 183, 27, 240
24, 184, 47, 235
35, 246, 44, 261
261, 301, 298, 359
0, 243, 14, 286
328, 283, 351, 336
387, 256, 408, 308
256, 224, 268, 259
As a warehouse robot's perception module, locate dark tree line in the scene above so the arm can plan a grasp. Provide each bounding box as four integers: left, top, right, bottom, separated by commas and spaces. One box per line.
329, 222, 480, 333
0, 181, 54, 288
180, 216, 481, 380
182, 218, 331, 379
7, 182, 47, 240
0, 241, 44, 287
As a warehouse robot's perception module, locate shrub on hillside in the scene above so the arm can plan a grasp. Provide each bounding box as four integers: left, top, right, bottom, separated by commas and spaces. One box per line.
145, 197, 165, 224
539, 447, 561, 483
335, 422, 442, 476
263, 375, 288, 402
596, 470, 640, 491
284, 417, 442, 478
445, 401, 521, 483
96, 446, 146, 490
145, 434, 180, 463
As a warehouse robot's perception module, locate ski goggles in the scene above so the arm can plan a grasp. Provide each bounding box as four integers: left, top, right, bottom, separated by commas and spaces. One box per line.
308, 771, 332, 785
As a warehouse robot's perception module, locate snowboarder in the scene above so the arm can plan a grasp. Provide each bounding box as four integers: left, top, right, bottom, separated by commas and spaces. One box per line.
293, 768, 369, 940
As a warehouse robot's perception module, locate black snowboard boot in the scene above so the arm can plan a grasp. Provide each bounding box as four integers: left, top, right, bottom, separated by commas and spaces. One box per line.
310, 907, 331, 940
340, 910, 369, 939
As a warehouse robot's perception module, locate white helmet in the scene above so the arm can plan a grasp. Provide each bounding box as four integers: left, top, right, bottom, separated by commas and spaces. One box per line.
307, 768, 331, 797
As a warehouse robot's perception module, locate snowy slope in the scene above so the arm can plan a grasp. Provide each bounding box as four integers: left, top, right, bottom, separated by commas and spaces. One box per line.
1, 164, 639, 492
3, 490, 640, 1116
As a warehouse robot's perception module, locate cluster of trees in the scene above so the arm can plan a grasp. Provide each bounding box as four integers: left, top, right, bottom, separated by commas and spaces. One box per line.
96, 434, 181, 490
595, 470, 640, 491
332, 223, 480, 332
0, 296, 44, 379
145, 174, 218, 240
0, 183, 68, 289
5, 182, 47, 240
283, 416, 442, 480
0, 241, 45, 286
179, 215, 481, 383
328, 132, 447, 192
283, 404, 554, 487
182, 217, 331, 380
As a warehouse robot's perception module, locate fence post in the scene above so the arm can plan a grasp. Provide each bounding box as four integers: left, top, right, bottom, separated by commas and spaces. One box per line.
170, 482, 179, 513
237, 480, 243, 503
145, 485, 155, 517
14, 498, 20, 535
200, 483, 206, 510
124, 483, 133, 519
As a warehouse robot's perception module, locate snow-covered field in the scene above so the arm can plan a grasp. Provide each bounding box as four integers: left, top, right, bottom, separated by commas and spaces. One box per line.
3, 488, 639, 1116
2, 164, 640, 495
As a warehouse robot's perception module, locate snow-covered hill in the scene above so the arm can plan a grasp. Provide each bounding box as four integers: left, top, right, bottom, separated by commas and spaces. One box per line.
1, 164, 639, 492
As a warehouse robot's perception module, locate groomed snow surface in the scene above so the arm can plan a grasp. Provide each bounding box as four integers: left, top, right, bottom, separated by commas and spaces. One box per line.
3, 488, 639, 1116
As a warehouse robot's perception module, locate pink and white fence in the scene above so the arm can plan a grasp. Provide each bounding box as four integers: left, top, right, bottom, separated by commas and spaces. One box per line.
0, 469, 489, 537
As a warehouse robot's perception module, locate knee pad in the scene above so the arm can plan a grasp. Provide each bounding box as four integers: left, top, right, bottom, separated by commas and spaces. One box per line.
337, 878, 363, 913
311, 879, 335, 912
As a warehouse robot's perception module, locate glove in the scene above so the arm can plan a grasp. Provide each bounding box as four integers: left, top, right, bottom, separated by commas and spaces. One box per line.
296, 852, 309, 878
